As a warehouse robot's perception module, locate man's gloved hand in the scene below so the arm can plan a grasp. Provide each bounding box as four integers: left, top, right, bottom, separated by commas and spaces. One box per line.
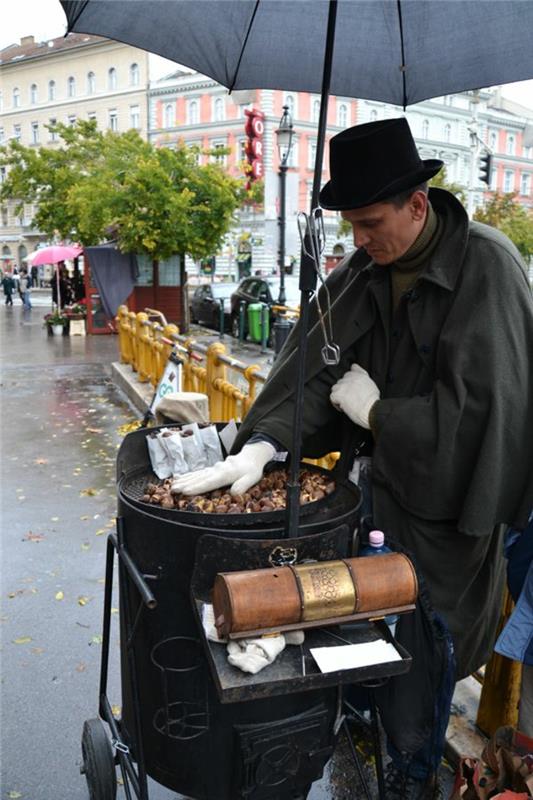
170, 441, 276, 496
330, 363, 380, 429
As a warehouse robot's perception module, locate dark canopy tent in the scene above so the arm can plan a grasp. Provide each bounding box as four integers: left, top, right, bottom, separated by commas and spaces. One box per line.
84, 244, 138, 319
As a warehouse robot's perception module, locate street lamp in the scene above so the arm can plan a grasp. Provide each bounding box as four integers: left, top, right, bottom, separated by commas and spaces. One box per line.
275, 105, 294, 304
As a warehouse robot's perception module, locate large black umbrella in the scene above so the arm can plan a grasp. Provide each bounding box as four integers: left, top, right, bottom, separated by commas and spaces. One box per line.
60, 0, 533, 536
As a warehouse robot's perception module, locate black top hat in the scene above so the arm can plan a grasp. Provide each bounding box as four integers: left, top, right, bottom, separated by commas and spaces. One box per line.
319, 118, 443, 211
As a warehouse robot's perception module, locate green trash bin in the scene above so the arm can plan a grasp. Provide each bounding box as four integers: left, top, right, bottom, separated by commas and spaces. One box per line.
247, 302, 269, 343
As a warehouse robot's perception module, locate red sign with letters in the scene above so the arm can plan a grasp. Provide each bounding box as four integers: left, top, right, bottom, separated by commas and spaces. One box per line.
244, 108, 265, 189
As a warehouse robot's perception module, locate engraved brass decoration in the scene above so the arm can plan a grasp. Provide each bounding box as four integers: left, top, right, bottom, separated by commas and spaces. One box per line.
293, 561, 356, 621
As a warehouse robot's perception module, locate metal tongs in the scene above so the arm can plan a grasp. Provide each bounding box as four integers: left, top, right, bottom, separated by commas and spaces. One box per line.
297, 208, 340, 365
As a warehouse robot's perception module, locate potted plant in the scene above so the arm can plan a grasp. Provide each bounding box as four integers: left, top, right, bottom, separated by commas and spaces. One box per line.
44, 310, 68, 336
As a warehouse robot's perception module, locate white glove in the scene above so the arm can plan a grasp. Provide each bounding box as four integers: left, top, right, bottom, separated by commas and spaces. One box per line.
330, 363, 380, 430
227, 635, 286, 674
170, 440, 276, 496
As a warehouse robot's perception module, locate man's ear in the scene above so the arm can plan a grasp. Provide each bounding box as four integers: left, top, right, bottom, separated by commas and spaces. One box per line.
410, 190, 428, 221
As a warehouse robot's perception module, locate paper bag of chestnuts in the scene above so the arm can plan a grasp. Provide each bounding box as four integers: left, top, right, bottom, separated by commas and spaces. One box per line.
147, 422, 224, 480
141, 468, 335, 513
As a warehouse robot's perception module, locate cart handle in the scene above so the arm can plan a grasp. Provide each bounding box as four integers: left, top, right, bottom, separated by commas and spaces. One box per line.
109, 532, 157, 609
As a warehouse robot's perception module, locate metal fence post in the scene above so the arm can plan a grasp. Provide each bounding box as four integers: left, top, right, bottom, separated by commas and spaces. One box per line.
219, 298, 225, 340
239, 302, 246, 345
260, 303, 268, 354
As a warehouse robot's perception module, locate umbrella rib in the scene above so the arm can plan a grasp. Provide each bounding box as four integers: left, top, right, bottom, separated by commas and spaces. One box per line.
396, 0, 407, 110
66, 0, 90, 35
228, 0, 261, 92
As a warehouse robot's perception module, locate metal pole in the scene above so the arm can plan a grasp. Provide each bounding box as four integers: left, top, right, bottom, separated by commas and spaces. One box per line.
467, 90, 480, 218
278, 163, 287, 304
286, 0, 338, 538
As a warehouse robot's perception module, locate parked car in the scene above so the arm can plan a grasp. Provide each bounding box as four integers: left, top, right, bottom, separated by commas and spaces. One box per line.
190, 282, 238, 331
229, 276, 301, 339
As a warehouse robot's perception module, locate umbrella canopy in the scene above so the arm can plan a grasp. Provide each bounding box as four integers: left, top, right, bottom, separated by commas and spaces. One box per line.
29, 245, 83, 266
61, 0, 533, 107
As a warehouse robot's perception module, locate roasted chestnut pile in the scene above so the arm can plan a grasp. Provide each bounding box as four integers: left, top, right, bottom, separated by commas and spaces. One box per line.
141, 469, 335, 513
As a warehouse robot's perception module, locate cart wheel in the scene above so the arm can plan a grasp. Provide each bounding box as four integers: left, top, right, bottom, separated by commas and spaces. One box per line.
81, 718, 117, 800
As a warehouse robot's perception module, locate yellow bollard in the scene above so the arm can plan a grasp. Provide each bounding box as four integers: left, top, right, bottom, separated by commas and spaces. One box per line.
242, 365, 261, 417
135, 313, 150, 383
116, 305, 131, 364
206, 342, 227, 421
476, 588, 522, 737
128, 311, 139, 372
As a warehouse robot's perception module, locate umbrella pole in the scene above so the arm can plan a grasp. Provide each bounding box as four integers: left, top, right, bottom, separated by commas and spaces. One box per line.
286, 0, 338, 538
56, 264, 61, 309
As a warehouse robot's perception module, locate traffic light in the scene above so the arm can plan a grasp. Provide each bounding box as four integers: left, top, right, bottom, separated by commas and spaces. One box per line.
479, 153, 492, 186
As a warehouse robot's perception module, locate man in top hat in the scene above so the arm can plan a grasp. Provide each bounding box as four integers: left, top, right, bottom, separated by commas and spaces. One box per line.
173, 118, 533, 798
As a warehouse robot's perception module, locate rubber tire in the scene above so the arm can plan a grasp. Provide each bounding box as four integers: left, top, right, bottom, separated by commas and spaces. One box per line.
231, 313, 247, 340
81, 718, 117, 800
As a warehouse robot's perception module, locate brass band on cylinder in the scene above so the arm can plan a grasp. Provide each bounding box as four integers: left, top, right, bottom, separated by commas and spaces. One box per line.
291, 560, 357, 621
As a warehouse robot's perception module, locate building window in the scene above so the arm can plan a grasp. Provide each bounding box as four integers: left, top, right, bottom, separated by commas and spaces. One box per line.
238, 139, 247, 162
444, 123, 451, 143
31, 122, 39, 144
308, 139, 317, 170
1, 208, 8, 227
87, 71, 96, 94
13, 87, 20, 108
503, 170, 515, 193
506, 134, 515, 156
108, 67, 117, 90
130, 105, 140, 129
13, 125, 21, 142
68, 115, 77, 126
284, 93, 296, 117
48, 80, 56, 101
130, 63, 139, 86
49, 119, 58, 142
213, 97, 225, 122
30, 83, 38, 104
337, 103, 348, 128
164, 103, 175, 128
187, 99, 199, 125
520, 173, 531, 196
489, 130, 497, 151
186, 142, 201, 165
88, 112, 97, 121
524, 145, 532, 159
312, 99, 321, 123
108, 109, 118, 131
422, 119, 429, 139
67, 76, 76, 97
210, 140, 226, 164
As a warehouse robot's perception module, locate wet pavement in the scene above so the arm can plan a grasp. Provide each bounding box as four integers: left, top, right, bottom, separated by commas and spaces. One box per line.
0, 301, 453, 800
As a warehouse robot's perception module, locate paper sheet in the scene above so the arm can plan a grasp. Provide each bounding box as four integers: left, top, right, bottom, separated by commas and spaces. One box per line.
310, 639, 402, 673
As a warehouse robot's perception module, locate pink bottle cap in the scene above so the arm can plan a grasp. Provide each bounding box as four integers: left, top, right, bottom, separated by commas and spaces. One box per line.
368, 530, 385, 546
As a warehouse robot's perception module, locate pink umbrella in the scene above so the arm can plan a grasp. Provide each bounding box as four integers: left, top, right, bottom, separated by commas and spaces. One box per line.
30, 245, 82, 266
29, 245, 83, 308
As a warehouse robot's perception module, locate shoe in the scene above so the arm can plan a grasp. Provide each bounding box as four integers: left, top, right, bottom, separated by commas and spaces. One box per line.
384, 763, 443, 800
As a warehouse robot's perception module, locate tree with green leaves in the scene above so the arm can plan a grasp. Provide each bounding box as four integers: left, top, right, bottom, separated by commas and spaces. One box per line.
474, 192, 533, 261
0, 120, 245, 324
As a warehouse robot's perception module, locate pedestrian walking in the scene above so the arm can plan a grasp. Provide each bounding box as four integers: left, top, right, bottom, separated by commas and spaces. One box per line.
19, 269, 32, 310
172, 118, 533, 799
30, 264, 39, 289
2, 272, 15, 306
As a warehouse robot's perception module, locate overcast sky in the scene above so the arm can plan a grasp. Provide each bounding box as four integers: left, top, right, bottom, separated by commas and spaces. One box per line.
2, 0, 533, 108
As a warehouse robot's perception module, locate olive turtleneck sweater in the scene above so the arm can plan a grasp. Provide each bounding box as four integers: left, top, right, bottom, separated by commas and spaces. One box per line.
390, 202, 442, 313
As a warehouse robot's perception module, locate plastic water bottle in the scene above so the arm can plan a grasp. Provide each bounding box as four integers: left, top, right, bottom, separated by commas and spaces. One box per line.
359, 530, 399, 634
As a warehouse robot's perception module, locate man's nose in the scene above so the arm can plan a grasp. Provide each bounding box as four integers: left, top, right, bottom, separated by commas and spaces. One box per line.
353, 228, 370, 248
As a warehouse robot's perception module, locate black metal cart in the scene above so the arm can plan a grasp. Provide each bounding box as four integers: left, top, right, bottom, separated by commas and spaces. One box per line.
80, 425, 411, 800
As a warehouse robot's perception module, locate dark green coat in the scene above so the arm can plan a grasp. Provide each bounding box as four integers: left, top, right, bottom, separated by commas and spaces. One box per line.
235, 189, 533, 677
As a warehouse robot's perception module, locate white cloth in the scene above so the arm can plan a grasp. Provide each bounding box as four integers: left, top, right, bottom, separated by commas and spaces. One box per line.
171, 441, 275, 496
330, 363, 380, 430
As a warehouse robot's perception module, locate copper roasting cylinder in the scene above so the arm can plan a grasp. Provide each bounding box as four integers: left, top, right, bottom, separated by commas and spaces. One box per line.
213, 553, 418, 638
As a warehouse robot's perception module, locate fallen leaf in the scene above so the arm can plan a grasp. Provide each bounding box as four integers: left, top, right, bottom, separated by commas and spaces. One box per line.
31, 647, 44, 655
13, 636, 32, 645
111, 608, 119, 614
91, 635, 103, 645
81, 542, 91, 551
22, 531, 44, 543
18, 496, 26, 501
76, 662, 87, 672
55, 591, 64, 601
111, 704, 121, 716
78, 596, 90, 606
86, 427, 103, 434
51, 517, 59, 522
80, 487, 99, 497
34, 458, 48, 465
80, 515, 90, 521
95, 529, 106, 536
8, 791, 22, 799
